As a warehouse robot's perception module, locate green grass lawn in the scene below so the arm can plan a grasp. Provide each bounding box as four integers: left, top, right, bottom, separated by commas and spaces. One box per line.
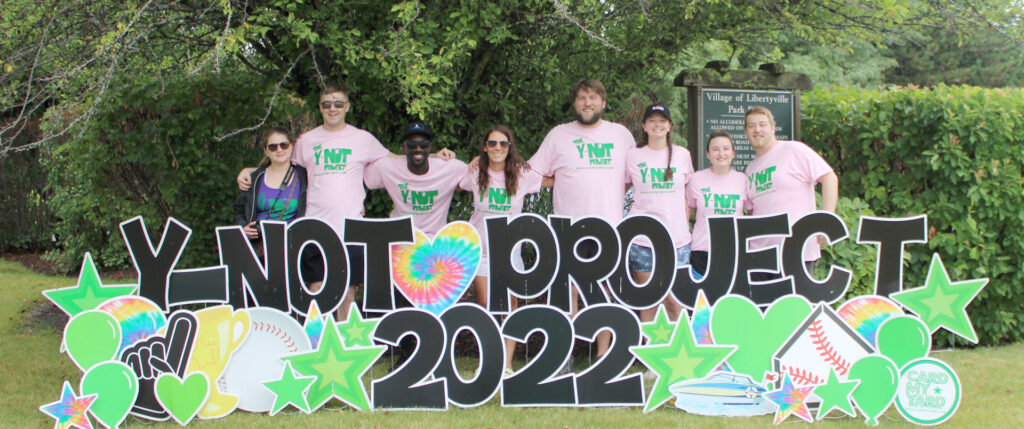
3, 258, 1022, 428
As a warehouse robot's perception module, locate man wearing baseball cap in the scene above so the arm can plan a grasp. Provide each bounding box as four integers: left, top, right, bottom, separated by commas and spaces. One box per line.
364, 121, 468, 237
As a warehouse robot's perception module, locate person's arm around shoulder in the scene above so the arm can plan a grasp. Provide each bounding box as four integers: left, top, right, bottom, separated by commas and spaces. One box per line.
818, 171, 838, 213
447, 158, 470, 183
237, 167, 257, 191
527, 130, 559, 177
523, 161, 554, 189
432, 147, 457, 161
363, 157, 386, 190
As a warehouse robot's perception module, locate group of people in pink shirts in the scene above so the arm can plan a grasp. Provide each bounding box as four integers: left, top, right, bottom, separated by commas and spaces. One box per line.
234, 78, 838, 374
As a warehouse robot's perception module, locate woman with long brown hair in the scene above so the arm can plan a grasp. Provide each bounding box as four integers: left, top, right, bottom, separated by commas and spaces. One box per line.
459, 124, 545, 376
233, 126, 307, 237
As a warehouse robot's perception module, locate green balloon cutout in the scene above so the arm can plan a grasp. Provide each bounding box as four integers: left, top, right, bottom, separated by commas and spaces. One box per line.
849, 355, 899, 426
64, 310, 122, 371
710, 295, 812, 383
80, 361, 139, 429
877, 316, 931, 369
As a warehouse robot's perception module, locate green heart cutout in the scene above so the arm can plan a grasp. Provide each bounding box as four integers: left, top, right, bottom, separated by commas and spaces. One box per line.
81, 361, 138, 429
710, 295, 812, 383
155, 372, 210, 425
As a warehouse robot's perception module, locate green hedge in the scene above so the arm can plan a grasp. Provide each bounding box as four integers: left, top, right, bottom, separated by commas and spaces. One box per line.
0, 144, 55, 252
804, 85, 1024, 346
42, 72, 306, 270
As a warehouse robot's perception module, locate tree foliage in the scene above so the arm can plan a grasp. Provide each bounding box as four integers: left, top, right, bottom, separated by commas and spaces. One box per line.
885, 23, 1024, 87
40, 71, 307, 269
5, 0, 1023, 267
4, 0, 1021, 158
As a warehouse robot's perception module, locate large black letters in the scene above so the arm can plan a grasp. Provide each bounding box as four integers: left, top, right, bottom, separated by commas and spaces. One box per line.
344, 217, 414, 312
485, 214, 558, 313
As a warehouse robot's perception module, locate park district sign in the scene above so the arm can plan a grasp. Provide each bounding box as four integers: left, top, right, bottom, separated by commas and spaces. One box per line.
699, 88, 794, 171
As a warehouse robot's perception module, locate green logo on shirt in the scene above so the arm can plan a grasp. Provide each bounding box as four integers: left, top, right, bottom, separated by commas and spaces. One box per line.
749, 166, 776, 193
313, 144, 352, 172
399, 183, 438, 212
481, 187, 511, 211
573, 138, 614, 166
637, 161, 676, 190
700, 187, 741, 215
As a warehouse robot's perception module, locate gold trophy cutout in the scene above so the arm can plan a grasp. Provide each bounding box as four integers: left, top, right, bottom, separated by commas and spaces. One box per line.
187, 305, 251, 419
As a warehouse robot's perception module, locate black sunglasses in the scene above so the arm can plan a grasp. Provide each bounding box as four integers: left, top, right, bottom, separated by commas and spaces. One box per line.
319, 100, 348, 109
486, 140, 510, 148
265, 142, 291, 151
404, 139, 431, 149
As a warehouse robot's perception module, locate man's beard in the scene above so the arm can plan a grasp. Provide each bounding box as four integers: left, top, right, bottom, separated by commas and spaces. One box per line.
575, 108, 603, 125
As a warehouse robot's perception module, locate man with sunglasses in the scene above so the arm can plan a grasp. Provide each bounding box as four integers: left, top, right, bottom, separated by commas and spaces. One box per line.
364, 121, 468, 237
236, 83, 454, 319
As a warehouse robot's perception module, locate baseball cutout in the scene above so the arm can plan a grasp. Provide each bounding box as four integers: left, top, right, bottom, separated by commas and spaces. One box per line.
219, 308, 311, 412
774, 303, 875, 402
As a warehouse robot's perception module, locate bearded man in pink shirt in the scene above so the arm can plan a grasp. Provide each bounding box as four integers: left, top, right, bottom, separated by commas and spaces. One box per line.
743, 105, 839, 281
529, 78, 636, 360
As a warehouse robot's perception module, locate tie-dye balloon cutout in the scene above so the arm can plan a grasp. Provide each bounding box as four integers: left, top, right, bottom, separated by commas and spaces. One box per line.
97, 295, 167, 353
390, 222, 481, 316
837, 295, 903, 347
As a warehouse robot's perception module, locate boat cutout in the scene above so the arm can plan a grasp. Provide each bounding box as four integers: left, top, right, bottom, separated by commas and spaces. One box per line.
669, 371, 775, 416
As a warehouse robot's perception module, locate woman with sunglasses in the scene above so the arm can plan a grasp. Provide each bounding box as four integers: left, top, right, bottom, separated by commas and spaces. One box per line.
233, 127, 308, 239
625, 104, 694, 325
459, 124, 547, 376
685, 129, 750, 277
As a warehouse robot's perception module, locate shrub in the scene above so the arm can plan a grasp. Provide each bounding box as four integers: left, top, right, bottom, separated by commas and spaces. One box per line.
804, 85, 1024, 345
42, 71, 306, 270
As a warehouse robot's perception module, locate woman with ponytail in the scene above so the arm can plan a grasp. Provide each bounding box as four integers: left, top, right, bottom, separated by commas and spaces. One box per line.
625, 104, 694, 324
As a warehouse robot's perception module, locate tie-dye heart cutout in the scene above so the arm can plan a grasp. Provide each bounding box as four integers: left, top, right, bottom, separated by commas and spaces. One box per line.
390, 221, 481, 315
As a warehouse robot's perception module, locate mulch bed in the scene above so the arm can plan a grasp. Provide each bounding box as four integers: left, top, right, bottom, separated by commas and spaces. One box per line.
4, 252, 133, 332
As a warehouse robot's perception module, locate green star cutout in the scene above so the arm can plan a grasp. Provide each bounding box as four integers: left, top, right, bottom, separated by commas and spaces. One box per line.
43, 253, 137, 316
282, 316, 385, 411
630, 310, 735, 412
263, 361, 316, 416
814, 368, 860, 420
336, 306, 379, 348
891, 253, 988, 343
641, 305, 676, 345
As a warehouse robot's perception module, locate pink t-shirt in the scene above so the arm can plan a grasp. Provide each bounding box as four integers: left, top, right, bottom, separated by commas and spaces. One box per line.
364, 157, 468, 237
290, 125, 390, 234
528, 120, 635, 222
625, 145, 694, 248
686, 169, 750, 252
744, 140, 834, 261
459, 167, 544, 257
